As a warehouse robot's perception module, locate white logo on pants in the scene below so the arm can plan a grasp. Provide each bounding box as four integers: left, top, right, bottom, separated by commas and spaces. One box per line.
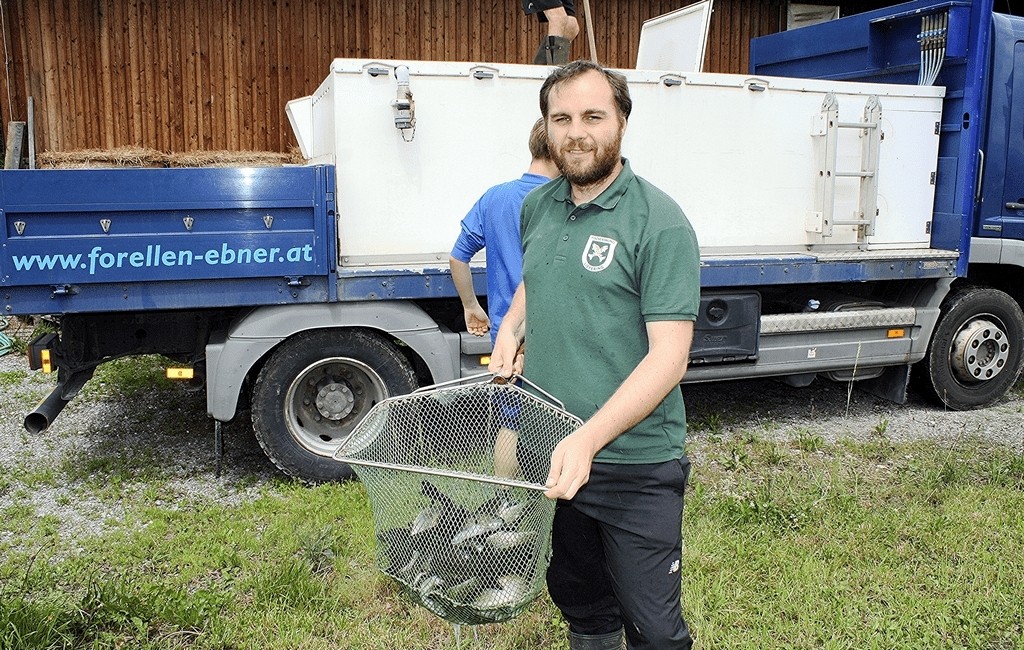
582, 235, 618, 272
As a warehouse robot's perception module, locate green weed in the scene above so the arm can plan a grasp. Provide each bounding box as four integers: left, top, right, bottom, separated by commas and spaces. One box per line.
872, 416, 889, 436
794, 429, 824, 452
690, 412, 724, 438
0, 369, 29, 387
721, 444, 750, 472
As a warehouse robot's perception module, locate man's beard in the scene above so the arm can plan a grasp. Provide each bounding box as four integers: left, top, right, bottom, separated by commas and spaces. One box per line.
552, 128, 623, 188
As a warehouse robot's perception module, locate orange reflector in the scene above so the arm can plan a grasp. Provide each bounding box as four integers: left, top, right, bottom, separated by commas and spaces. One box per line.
480, 356, 491, 366
887, 328, 906, 338
41, 349, 52, 374
166, 368, 195, 380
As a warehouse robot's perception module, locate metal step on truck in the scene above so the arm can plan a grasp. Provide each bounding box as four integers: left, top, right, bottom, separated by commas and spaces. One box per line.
1, 0, 1021, 483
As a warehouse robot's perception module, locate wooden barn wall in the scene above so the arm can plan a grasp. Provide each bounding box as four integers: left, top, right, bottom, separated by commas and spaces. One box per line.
0, 0, 789, 155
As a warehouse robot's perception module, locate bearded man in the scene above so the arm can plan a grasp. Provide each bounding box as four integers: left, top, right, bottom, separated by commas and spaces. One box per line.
489, 60, 701, 649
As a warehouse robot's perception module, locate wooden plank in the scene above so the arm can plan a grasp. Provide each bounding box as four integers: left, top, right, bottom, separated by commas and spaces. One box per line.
183, 0, 200, 150
140, 0, 156, 146
0, 1, 23, 127
65, 0, 87, 147
5, 121, 25, 168
238, 0, 252, 149
162, 0, 179, 150
205, 0, 220, 149
104, 0, 123, 148
262, 0, 277, 151
277, 0, 293, 151
221, 1, 237, 149
257, 0, 269, 151
27, 97, 35, 168
55, 0, 76, 148
97, 0, 115, 148
37, 0, 60, 151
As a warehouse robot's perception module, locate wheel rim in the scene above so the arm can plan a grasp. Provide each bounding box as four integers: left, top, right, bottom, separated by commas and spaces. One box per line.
949, 316, 1011, 385
283, 357, 389, 457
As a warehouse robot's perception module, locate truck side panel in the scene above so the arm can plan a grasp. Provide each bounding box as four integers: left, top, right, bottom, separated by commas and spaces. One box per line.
0, 165, 336, 314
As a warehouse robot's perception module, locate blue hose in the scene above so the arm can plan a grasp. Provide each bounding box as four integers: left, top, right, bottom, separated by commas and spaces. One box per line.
0, 317, 12, 357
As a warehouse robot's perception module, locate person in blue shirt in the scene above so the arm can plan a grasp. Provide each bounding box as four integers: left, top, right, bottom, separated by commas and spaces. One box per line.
450, 118, 559, 479
449, 118, 558, 345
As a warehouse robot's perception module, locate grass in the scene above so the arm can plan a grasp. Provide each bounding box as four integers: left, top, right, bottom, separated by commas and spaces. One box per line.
1, 357, 1022, 648
81, 355, 176, 399
0, 433, 1020, 649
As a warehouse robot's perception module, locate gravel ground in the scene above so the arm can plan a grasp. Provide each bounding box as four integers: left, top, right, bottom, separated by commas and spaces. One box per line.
1, 332, 1022, 549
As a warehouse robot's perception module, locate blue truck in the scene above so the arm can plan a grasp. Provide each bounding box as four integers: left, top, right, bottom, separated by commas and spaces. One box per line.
1, 0, 1021, 482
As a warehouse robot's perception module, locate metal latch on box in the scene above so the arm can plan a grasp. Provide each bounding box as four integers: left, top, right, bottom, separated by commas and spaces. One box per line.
392, 65, 416, 141
285, 276, 310, 288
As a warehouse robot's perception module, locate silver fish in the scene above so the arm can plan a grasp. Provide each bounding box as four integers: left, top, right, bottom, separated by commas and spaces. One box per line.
397, 549, 422, 576
410, 506, 440, 536
445, 575, 481, 601
497, 500, 528, 525
451, 516, 504, 546
472, 575, 531, 609
485, 530, 537, 550
417, 574, 444, 598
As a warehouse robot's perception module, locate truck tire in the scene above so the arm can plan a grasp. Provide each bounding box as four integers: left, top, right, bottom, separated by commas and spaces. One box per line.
915, 287, 1024, 410
251, 329, 418, 482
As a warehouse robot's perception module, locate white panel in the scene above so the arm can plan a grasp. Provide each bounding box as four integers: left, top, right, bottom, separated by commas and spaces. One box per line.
636, 0, 713, 72
299, 60, 944, 265
285, 96, 314, 160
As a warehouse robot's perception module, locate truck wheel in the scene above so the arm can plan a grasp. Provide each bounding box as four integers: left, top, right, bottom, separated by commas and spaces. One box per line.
252, 329, 417, 482
916, 287, 1024, 410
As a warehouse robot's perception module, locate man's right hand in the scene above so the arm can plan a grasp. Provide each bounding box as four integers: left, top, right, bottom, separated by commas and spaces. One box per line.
488, 331, 523, 378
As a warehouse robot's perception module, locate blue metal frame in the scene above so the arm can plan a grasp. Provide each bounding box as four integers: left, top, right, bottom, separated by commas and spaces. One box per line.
334, 252, 958, 301
750, 0, 995, 277
1, 165, 336, 315
975, 13, 1024, 239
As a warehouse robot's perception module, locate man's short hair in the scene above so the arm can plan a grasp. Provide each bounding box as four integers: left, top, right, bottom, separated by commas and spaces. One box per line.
528, 117, 551, 161
539, 60, 632, 121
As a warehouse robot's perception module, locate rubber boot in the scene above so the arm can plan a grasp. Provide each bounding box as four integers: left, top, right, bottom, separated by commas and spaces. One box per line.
532, 35, 572, 65
569, 628, 626, 650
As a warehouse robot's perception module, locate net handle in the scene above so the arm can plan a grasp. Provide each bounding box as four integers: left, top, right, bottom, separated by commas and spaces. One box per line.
411, 372, 570, 414
337, 457, 551, 492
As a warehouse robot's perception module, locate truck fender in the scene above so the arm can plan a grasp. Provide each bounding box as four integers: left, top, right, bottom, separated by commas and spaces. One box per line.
205, 301, 459, 421
970, 236, 1024, 272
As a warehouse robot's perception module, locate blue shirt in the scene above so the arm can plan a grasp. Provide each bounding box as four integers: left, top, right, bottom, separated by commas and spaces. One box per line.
451, 172, 551, 343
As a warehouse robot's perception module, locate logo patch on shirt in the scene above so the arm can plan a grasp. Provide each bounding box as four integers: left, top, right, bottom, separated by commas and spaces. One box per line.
582, 235, 618, 272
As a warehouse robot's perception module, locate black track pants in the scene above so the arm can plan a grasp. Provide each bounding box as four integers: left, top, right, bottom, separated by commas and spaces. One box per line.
546, 457, 694, 650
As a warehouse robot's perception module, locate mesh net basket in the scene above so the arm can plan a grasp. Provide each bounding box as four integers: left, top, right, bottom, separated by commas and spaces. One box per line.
333, 374, 582, 625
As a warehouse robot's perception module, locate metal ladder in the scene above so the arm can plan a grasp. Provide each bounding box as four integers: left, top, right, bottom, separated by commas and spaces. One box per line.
807, 92, 882, 243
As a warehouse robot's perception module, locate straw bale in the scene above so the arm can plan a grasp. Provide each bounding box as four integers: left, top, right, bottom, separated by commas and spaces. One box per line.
36, 147, 307, 169
37, 146, 164, 168
163, 149, 305, 168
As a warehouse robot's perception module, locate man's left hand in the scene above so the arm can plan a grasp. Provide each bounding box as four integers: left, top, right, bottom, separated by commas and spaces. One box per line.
544, 428, 599, 500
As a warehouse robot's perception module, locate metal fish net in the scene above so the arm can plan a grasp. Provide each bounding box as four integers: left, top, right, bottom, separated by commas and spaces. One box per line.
333, 376, 582, 625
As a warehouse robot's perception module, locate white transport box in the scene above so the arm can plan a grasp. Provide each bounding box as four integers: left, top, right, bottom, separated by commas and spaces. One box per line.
287, 59, 945, 266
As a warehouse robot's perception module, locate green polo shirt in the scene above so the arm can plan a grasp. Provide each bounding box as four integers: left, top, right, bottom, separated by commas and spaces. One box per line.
520, 159, 700, 464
